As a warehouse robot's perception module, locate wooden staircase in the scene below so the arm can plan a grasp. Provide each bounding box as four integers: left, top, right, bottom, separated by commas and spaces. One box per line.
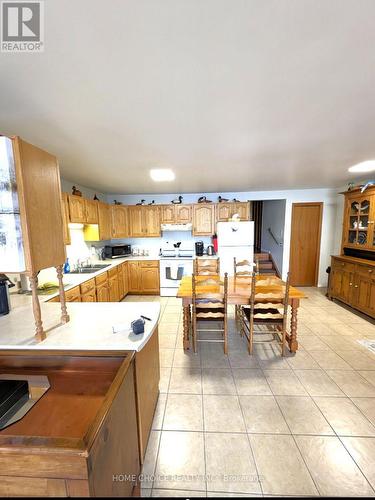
255, 252, 280, 277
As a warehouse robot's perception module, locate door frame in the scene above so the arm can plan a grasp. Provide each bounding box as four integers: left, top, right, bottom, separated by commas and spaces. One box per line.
289, 202, 323, 287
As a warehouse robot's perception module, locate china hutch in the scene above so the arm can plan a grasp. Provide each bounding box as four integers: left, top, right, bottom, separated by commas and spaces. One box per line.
329, 186, 375, 318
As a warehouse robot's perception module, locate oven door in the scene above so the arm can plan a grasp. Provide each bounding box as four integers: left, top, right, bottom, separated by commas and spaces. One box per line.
160, 259, 193, 296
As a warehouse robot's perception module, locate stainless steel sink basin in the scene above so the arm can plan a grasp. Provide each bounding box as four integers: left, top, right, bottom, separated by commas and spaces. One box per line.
69, 264, 111, 274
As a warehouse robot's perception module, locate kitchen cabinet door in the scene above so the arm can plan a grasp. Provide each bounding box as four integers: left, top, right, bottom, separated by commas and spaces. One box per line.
81, 290, 96, 302
144, 206, 161, 237
353, 272, 375, 316
330, 268, 354, 305
193, 204, 215, 235
109, 275, 120, 302
85, 199, 99, 224
216, 203, 232, 222
161, 205, 175, 223
65, 286, 81, 302
61, 193, 71, 245
343, 194, 374, 250
97, 202, 112, 240
235, 202, 251, 220
123, 262, 129, 296
96, 283, 109, 302
129, 207, 144, 237
175, 205, 192, 223
140, 267, 159, 294
128, 262, 140, 292
118, 266, 125, 299
68, 195, 86, 223
112, 205, 128, 239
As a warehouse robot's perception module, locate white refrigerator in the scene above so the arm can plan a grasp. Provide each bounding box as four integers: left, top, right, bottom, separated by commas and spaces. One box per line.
217, 221, 254, 276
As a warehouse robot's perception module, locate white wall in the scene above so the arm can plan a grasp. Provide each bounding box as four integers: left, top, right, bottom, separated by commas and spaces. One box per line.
108, 188, 342, 287
261, 200, 286, 274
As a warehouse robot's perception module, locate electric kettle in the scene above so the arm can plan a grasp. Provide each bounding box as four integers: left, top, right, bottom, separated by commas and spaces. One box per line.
206, 245, 215, 256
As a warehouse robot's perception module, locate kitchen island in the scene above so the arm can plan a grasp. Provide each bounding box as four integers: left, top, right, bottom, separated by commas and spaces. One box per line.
0, 301, 161, 496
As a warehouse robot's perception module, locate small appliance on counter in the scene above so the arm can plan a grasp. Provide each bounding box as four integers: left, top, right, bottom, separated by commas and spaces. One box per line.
103, 244, 132, 259
0, 275, 14, 316
206, 245, 215, 256
195, 241, 204, 256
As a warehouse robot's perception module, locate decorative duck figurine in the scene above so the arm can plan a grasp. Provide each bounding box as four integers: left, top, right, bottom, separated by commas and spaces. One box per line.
171, 195, 183, 204
198, 196, 212, 203
148, 200, 155, 205
218, 196, 229, 203
72, 186, 82, 197
232, 198, 240, 202
136, 199, 146, 205
93, 193, 99, 201
113, 200, 123, 205
361, 181, 375, 193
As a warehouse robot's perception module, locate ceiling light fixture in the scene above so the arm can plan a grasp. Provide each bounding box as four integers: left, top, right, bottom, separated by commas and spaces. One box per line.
348, 161, 375, 173
150, 168, 175, 182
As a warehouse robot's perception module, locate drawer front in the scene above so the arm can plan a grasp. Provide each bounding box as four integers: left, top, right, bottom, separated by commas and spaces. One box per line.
356, 264, 375, 278
108, 267, 119, 278
80, 278, 95, 295
65, 286, 81, 302
95, 272, 108, 285
140, 260, 159, 269
332, 259, 355, 273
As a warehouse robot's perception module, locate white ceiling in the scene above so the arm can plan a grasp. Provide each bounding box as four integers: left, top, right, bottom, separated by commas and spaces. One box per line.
1, 0, 375, 194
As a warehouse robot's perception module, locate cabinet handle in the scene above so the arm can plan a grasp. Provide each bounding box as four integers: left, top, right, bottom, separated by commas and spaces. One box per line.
354, 285, 358, 288
369, 269, 373, 273
349, 282, 353, 286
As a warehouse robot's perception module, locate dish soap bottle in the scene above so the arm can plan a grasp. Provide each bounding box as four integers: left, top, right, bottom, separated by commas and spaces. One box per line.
63, 258, 70, 274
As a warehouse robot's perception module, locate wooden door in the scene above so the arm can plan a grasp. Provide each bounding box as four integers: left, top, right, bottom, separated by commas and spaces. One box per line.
68, 195, 86, 223
140, 267, 159, 294
109, 275, 120, 302
289, 203, 323, 286
111, 206, 128, 238
144, 206, 161, 237
85, 200, 98, 224
129, 207, 144, 237
161, 205, 175, 223
216, 203, 232, 222
193, 204, 215, 235
61, 193, 71, 245
175, 205, 192, 223
97, 203, 111, 240
128, 262, 140, 292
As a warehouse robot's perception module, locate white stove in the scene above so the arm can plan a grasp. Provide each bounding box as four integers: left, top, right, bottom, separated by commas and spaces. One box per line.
160, 241, 194, 296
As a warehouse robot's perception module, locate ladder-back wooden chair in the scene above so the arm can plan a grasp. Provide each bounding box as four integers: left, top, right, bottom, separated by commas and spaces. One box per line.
234, 257, 253, 328
192, 272, 228, 354
194, 258, 220, 276
240, 272, 290, 356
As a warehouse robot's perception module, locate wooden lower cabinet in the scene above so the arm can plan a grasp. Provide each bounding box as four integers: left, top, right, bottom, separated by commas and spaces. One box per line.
128, 261, 159, 294
80, 279, 96, 302
329, 256, 375, 318
65, 286, 81, 302
95, 273, 110, 302
108, 268, 120, 302
135, 327, 160, 462
0, 351, 140, 497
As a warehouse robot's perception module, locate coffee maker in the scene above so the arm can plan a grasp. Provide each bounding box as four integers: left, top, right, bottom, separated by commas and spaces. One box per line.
195, 241, 204, 256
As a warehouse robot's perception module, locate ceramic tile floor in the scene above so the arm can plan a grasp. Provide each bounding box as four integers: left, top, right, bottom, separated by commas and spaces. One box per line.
124, 289, 375, 497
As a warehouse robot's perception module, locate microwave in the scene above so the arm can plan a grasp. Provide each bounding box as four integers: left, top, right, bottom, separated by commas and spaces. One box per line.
104, 244, 132, 259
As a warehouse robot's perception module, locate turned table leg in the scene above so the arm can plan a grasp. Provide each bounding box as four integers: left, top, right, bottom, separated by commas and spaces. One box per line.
56, 265, 70, 324
288, 298, 299, 352
29, 273, 46, 342
183, 304, 190, 350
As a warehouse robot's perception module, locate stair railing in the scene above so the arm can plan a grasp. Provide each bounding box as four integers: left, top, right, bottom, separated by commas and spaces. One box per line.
267, 227, 283, 247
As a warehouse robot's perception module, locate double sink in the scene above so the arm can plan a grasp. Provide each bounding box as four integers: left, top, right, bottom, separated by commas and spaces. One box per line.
69, 264, 111, 274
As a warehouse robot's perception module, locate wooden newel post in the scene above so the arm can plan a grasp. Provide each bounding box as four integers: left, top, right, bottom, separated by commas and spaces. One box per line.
29, 273, 46, 342
56, 264, 70, 324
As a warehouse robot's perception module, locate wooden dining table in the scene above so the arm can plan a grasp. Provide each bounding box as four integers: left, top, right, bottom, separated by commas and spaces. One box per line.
176, 274, 306, 353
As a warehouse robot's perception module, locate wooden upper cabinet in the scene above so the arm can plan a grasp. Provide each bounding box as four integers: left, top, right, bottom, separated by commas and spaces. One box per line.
193, 204, 215, 235
61, 193, 71, 245
342, 189, 375, 252
129, 206, 144, 237
68, 195, 86, 223
216, 202, 250, 221
85, 199, 98, 224
0, 136, 66, 274
175, 204, 192, 223
161, 205, 175, 223
144, 206, 161, 237
97, 202, 112, 240
111, 205, 128, 239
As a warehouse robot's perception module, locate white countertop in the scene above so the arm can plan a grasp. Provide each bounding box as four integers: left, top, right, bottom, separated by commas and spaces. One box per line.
0, 301, 160, 352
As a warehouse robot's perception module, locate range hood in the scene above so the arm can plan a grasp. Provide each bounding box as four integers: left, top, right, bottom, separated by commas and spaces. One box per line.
161, 223, 192, 232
